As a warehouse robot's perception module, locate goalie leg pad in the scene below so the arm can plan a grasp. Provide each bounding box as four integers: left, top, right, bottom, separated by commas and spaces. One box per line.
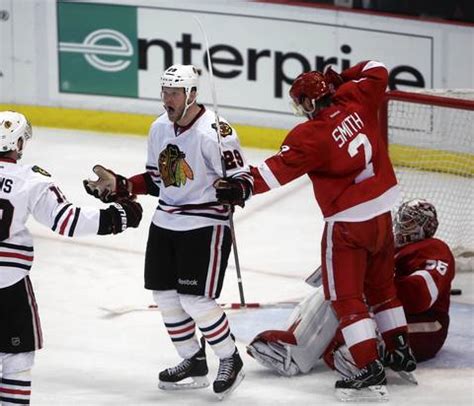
287, 287, 339, 373
333, 344, 361, 379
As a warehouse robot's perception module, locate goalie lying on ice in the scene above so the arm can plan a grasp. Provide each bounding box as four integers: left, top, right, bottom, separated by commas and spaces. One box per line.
247, 199, 455, 380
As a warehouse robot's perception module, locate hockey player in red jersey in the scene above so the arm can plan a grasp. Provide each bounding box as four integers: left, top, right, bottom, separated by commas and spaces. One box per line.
391, 199, 455, 361
0, 111, 142, 405
83, 65, 251, 400
247, 199, 454, 380
215, 61, 414, 401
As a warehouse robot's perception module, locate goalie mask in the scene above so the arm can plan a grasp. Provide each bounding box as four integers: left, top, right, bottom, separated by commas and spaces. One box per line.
394, 199, 439, 247
0, 111, 32, 159
289, 71, 330, 117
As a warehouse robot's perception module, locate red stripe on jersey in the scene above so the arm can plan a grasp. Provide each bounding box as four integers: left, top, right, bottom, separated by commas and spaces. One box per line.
59, 209, 74, 235
0, 387, 32, 395
24, 277, 43, 349
208, 226, 222, 297
0, 252, 33, 261
204, 320, 229, 339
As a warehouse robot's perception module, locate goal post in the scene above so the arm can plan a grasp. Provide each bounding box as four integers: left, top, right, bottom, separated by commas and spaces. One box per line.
380, 90, 474, 268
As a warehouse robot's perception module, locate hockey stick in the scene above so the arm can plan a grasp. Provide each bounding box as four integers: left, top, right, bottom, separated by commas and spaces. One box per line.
194, 16, 246, 307
99, 300, 299, 318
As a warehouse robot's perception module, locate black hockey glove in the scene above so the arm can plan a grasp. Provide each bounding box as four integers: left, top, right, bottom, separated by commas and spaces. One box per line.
98, 199, 143, 235
83, 164, 133, 203
213, 178, 251, 207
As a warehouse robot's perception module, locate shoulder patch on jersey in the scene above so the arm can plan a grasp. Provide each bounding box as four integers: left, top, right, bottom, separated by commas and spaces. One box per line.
31, 165, 51, 177
212, 121, 233, 137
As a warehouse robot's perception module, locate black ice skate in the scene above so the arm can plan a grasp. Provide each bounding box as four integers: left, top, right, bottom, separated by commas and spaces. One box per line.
383, 333, 417, 385
158, 347, 209, 390
213, 349, 245, 400
335, 359, 388, 402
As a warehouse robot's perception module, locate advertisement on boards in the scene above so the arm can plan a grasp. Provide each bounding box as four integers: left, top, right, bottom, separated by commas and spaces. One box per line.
57, 2, 433, 116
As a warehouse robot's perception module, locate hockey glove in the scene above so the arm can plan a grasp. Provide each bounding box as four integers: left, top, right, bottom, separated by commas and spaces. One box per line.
98, 199, 143, 235
324, 66, 344, 95
214, 178, 251, 207
83, 164, 133, 203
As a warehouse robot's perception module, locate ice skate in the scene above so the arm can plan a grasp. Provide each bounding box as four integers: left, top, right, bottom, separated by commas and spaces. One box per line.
383, 333, 417, 385
213, 349, 245, 400
335, 359, 388, 402
158, 347, 209, 390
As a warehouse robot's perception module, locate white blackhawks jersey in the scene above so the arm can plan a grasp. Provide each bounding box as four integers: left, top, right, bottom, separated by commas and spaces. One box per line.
146, 107, 252, 231
0, 159, 101, 288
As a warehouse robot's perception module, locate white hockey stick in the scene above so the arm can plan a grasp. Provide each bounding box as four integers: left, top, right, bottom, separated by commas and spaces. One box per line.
194, 16, 246, 307
99, 300, 299, 318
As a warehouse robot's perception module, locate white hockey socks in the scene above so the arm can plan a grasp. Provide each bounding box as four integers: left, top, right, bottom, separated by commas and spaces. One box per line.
0, 370, 32, 405
153, 290, 201, 359
179, 294, 236, 359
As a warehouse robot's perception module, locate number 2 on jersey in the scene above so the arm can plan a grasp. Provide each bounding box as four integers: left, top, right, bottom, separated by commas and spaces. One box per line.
348, 133, 375, 183
223, 150, 244, 170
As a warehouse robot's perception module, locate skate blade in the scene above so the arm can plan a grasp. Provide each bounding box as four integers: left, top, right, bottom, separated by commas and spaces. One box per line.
159, 376, 209, 391
215, 370, 245, 401
397, 370, 418, 385
336, 385, 389, 402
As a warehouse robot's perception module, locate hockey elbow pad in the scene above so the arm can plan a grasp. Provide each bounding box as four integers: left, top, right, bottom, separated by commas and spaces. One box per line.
98, 199, 143, 235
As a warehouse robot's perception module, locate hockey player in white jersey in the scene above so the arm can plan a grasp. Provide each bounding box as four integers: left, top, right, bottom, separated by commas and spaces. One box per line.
0, 111, 143, 405
83, 64, 252, 400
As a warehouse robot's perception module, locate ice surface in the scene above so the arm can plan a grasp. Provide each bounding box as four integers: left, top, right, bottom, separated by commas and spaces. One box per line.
5, 128, 472, 405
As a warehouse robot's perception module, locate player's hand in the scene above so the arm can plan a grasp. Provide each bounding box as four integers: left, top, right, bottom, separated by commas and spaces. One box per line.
99, 199, 143, 235
324, 66, 344, 94
213, 178, 250, 207
113, 199, 143, 230
83, 164, 133, 203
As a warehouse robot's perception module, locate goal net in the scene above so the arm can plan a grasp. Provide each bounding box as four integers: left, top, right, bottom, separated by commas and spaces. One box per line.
381, 90, 474, 268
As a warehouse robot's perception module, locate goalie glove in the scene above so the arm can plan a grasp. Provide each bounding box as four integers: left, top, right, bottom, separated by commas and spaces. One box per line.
247, 340, 300, 377
98, 199, 143, 235
213, 177, 251, 207
83, 165, 133, 203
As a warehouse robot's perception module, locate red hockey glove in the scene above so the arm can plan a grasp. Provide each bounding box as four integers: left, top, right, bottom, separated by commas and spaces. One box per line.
83, 164, 134, 203
324, 66, 344, 95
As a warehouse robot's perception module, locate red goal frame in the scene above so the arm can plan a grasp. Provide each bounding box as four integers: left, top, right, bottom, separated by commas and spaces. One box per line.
380, 90, 474, 142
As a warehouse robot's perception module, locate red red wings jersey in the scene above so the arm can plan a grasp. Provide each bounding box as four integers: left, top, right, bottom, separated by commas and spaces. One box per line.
251, 61, 399, 221
394, 238, 455, 315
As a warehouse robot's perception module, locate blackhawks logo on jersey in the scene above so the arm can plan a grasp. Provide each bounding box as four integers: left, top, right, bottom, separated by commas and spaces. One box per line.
159, 144, 194, 187
211, 121, 233, 137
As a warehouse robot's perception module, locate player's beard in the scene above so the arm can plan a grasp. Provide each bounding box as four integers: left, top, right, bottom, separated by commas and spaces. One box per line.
165, 104, 186, 123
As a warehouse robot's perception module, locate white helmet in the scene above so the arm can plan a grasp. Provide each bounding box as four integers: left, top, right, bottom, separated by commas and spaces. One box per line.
394, 199, 438, 247
160, 64, 199, 95
0, 111, 32, 159
160, 65, 199, 121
